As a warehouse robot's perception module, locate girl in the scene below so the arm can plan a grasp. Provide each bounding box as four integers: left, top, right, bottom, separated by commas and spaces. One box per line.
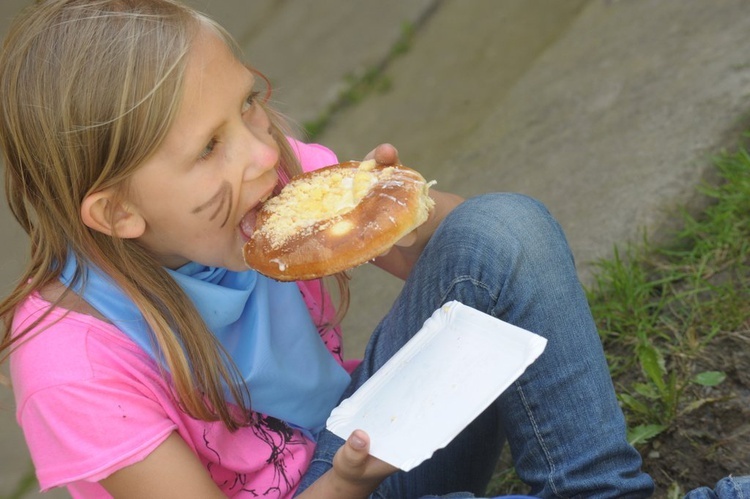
0, 1, 653, 497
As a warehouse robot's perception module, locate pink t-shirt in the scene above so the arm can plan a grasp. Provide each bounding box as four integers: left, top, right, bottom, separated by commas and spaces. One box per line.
10, 141, 347, 498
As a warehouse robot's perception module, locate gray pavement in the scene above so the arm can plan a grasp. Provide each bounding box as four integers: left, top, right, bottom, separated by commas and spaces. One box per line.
2, 1, 750, 496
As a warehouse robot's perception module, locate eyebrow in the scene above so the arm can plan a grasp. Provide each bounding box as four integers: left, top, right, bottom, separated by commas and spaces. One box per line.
192, 181, 232, 227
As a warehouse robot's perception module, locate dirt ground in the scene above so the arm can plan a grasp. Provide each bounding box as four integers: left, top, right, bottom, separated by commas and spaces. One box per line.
637, 329, 750, 496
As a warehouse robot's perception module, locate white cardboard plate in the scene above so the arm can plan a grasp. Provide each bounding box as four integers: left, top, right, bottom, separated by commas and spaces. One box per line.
326, 301, 548, 471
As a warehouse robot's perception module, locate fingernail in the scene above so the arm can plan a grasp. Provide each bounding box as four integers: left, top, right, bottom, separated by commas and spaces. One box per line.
349, 434, 366, 449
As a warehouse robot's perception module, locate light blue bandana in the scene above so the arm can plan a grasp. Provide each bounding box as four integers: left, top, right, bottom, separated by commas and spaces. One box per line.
59, 254, 350, 436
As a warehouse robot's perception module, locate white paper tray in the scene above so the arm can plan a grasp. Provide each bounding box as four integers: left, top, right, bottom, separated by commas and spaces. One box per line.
326, 300, 547, 471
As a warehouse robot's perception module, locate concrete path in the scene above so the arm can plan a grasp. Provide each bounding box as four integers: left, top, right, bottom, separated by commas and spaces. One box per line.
1, 1, 750, 496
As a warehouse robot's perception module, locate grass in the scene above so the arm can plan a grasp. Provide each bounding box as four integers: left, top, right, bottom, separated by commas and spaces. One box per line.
487, 139, 750, 495
591, 145, 750, 444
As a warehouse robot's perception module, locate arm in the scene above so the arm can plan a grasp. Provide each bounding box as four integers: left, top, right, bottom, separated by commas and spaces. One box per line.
100, 432, 225, 498
362, 144, 465, 280
100, 430, 395, 499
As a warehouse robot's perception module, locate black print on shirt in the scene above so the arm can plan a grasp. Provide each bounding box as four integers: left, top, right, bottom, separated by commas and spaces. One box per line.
203, 415, 306, 497
298, 283, 344, 363
251, 415, 308, 495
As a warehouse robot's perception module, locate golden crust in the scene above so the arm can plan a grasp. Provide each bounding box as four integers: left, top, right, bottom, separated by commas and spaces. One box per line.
243, 161, 434, 281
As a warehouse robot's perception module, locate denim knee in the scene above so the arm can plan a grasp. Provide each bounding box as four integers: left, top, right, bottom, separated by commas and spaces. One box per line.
436, 193, 574, 275
441, 193, 564, 250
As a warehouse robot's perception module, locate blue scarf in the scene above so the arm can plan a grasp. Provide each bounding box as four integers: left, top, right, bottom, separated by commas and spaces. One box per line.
59, 254, 350, 436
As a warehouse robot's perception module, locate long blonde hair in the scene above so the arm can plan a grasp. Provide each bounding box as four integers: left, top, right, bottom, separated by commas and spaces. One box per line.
0, 0, 348, 431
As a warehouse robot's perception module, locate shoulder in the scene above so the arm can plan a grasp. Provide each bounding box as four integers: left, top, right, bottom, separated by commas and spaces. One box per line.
11, 292, 157, 407
37, 280, 109, 322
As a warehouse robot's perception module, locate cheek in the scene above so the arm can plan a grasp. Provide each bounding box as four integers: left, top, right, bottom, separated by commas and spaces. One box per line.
131, 182, 192, 230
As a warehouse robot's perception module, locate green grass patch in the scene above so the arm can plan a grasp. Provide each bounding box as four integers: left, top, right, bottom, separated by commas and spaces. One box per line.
591, 146, 750, 444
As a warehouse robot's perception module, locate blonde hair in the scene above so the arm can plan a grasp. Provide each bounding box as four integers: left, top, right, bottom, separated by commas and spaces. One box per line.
0, 0, 348, 431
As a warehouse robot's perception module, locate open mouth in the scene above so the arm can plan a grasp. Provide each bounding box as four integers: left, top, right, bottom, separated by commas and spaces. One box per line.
239, 210, 257, 241
239, 189, 276, 241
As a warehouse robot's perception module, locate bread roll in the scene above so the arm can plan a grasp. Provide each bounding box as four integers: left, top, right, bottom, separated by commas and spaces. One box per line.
243, 160, 434, 281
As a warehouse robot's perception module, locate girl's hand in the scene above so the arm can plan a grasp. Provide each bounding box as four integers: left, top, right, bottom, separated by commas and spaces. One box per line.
362, 144, 465, 279
363, 143, 421, 247
298, 430, 397, 498
332, 430, 397, 486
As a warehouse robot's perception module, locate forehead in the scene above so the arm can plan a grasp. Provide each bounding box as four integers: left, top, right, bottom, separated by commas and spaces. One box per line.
184, 26, 253, 96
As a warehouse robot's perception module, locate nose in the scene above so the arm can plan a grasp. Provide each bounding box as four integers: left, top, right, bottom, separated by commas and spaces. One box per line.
239, 126, 280, 183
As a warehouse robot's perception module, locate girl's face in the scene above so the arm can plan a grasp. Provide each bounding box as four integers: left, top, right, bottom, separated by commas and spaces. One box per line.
126, 26, 279, 271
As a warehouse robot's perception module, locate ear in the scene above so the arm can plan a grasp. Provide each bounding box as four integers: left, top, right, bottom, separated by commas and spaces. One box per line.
81, 189, 145, 239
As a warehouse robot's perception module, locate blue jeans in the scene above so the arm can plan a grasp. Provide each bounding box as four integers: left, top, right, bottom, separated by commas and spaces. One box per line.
685, 477, 750, 498
297, 193, 654, 498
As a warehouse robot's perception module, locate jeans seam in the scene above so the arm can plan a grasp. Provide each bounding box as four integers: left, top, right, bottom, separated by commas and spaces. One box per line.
516, 380, 562, 498
438, 275, 499, 313
308, 456, 334, 467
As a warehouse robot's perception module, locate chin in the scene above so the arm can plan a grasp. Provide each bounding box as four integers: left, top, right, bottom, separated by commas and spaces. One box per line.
224, 254, 251, 273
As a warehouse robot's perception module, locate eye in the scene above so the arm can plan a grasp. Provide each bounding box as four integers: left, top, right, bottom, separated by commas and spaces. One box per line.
242, 90, 261, 114
198, 138, 218, 161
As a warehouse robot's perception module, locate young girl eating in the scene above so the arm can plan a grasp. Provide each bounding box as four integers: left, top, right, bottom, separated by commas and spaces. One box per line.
0, 1, 653, 497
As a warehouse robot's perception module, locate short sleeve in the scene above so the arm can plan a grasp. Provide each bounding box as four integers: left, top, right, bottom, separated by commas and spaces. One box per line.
19, 376, 176, 488
286, 137, 339, 173
10, 302, 177, 489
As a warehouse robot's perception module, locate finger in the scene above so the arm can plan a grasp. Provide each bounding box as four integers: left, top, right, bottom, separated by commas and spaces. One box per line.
331, 430, 398, 488
374, 143, 399, 165
341, 430, 399, 477
394, 230, 418, 248
363, 144, 399, 165
377, 230, 418, 258
335, 430, 370, 475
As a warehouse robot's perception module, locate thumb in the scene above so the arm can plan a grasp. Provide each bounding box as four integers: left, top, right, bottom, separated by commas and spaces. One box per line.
363, 143, 399, 165
340, 430, 370, 469
332, 429, 399, 488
